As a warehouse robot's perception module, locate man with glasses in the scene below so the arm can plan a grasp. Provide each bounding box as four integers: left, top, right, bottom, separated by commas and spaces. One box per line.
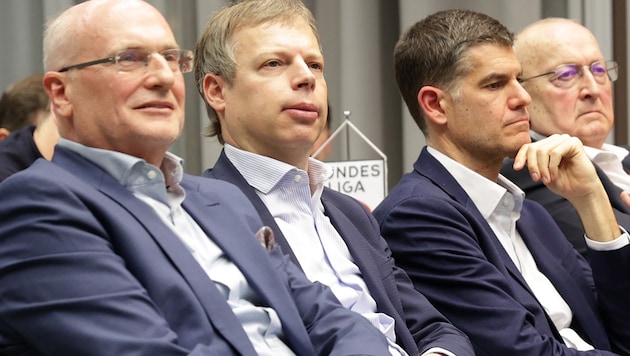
0, 0, 393, 355
373, 9, 630, 354
500, 18, 630, 257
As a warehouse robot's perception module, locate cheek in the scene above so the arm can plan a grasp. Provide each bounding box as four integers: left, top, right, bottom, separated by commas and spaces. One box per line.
173, 81, 186, 105
601, 89, 615, 111
530, 91, 571, 123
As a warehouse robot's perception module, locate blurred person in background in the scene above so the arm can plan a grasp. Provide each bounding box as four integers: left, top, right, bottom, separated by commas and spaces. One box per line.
0, 74, 59, 182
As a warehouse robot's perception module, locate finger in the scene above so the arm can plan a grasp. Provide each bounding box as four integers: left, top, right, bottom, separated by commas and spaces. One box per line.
512, 143, 530, 171
528, 134, 569, 183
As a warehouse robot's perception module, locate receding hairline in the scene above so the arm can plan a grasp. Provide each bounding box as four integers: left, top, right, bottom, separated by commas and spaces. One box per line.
515, 17, 599, 67
44, 0, 169, 71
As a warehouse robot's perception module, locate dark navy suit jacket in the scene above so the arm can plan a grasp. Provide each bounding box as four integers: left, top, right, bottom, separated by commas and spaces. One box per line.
501, 143, 630, 257
374, 147, 630, 356
0, 125, 41, 183
0, 146, 391, 356
205, 150, 474, 356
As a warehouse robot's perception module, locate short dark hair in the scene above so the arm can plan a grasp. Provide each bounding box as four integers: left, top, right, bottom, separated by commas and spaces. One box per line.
0, 74, 48, 131
394, 9, 513, 135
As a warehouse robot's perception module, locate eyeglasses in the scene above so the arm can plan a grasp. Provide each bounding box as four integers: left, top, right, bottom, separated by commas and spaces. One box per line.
518, 60, 618, 88
58, 49, 194, 73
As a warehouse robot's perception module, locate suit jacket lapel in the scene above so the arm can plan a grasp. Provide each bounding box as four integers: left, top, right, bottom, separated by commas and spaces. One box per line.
206, 151, 302, 268
320, 197, 397, 311
595, 163, 630, 214
517, 212, 610, 349
418, 149, 567, 341
55, 149, 257, 355
417, 149, 532, 289
183, 188, 311, 351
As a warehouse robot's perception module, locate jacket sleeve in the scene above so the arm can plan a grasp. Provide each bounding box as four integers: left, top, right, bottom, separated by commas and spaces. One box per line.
588, 243, 630, 354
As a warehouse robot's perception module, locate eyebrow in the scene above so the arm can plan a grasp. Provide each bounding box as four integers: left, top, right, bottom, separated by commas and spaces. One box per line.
479, 72, 512, 85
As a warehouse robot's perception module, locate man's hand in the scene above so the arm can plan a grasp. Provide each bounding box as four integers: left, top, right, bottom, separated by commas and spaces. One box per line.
512, 134, 597, 199
512, 134, 620, 242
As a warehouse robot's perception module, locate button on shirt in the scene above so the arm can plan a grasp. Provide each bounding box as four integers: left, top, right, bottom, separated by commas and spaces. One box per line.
225, 144, 413, 356
429, 147, 607, 350
57, 138, 294, 356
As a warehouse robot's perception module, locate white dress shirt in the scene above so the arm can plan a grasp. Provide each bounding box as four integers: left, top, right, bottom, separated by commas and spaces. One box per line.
428, 146, 605, 350
226, 144, 435, 356
58, 138, 295, 356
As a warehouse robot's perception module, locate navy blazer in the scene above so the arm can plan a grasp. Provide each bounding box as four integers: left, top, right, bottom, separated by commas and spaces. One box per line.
205, 150, 474, 356
374, 147, 630, 356
501, 143, 630, 257
0, 147, 391, 356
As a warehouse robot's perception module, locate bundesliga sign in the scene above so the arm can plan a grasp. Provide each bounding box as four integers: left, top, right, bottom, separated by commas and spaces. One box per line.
313, 111, 388, 211
324, 159, 385, 211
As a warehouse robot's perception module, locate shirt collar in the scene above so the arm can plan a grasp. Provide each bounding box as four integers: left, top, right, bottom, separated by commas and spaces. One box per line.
57, 138, 184, 190
584, 142, 629, 163
427, 146, 525, 218
225, 144, 331, 197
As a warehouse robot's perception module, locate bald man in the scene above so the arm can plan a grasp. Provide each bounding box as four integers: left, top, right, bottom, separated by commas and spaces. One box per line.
501, 18, 630, 257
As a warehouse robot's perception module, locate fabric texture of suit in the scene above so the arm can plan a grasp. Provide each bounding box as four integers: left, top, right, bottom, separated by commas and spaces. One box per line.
0, 146, 391, 356
501, 143, 630, 257
0, 125, 41, 183
205, 150, 474, 356
373, 147, 630, 356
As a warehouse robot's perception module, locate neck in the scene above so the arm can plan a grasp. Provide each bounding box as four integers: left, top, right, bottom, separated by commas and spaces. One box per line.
33, 117, 60, 160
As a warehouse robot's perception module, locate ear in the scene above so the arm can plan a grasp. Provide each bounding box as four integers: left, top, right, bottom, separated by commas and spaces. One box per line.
418, 86, 448, 126
42, 72, 72, 121
203, 73, 226, 115
0, 128, 10, 141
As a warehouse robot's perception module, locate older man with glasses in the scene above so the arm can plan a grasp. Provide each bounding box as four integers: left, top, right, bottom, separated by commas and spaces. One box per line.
501, 17, 630, 258
0, 0, 394, 355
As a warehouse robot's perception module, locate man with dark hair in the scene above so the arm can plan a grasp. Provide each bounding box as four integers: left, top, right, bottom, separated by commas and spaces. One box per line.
0, 74, 49, 140
374, 8, 630, 355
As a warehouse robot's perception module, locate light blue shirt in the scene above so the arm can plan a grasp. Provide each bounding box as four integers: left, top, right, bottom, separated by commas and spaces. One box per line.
58, 138, 295, 356
226, 144, 453, 356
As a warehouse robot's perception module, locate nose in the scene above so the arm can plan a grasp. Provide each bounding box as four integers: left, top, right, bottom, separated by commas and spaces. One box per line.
513, 79, 532, 108
292, 59, 316, 90
578, 67, 602, 99
145, 53, 176, 86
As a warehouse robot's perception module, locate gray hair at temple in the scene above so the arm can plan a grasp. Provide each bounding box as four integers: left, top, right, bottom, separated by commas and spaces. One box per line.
394, 9, 513, 135
194, 0, 322, 144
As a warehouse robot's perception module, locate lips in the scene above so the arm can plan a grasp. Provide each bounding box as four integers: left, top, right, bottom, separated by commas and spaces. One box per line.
284, 102, 319, 120
579, 110, 602, 117
135, 101, 175, 110
286, 102, 317, 112
506, 115, 529, 126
